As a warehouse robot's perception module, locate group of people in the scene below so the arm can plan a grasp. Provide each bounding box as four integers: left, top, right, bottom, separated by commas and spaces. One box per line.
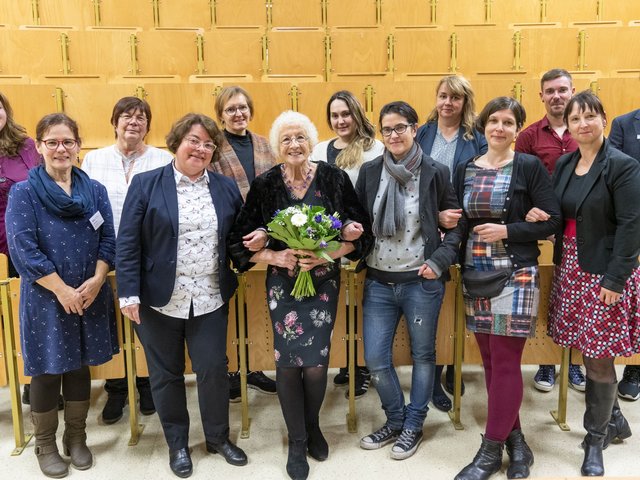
0, 67, 639, 480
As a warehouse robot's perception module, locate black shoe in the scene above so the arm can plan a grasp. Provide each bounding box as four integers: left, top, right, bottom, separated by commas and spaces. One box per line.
102, 395, 126, 425
455, 435, 504, 480
169, 448, 192, 478
139, 387, 156, 415
618, 365, 640, 401
432, 390, 452, 412
206, 439, 248, 466
247, 371, 277, 394
345, 369, 371, 399
506, 429, 534, 479
306, 423, 328, 461
333, 367, 349, 386
229, 372, 241, 403
286, 439, 309, 480
445, 365, 465, 396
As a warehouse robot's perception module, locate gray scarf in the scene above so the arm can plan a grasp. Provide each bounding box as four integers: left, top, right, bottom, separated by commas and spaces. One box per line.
372, 142, 423, 237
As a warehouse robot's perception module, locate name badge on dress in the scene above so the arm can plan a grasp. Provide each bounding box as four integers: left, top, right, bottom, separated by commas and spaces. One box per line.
89, 211, 104, 230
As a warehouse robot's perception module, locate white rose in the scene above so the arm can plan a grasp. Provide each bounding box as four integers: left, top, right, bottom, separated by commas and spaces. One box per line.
291, 213, 307, 227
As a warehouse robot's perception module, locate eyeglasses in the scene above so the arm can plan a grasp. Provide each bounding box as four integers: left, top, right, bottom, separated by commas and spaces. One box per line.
223, 105, 249, 116
280, 135, 308, 146
380, 124, 413, 137
184, 136, 217, 153
119, 114, 148, 124
41, 139, 78, 150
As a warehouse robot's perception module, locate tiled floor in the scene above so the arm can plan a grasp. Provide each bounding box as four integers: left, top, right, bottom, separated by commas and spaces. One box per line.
1, 365, 638, 479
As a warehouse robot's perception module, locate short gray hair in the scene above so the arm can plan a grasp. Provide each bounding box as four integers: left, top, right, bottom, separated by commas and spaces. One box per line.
269, 111, 319, 154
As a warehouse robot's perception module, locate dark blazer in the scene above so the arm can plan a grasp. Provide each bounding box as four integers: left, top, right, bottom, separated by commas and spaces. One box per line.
356, 153, 464, 278
553, 139, 640, 293
453, 152, 561, 269
416, 121, 488, 175
228, 161, 373, 272
116, 163, 243, 307
609, 109, 640, 162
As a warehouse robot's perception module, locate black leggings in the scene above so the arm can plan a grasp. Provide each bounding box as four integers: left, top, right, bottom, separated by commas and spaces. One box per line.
30, 366, 90, 412
276, 366, 328, 442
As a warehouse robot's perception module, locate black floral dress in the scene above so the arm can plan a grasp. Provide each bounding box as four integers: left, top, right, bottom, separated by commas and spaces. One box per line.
267, 177, 341, 367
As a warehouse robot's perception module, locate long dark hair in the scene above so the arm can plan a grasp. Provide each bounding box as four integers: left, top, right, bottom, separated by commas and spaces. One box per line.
0, 91, 30, 157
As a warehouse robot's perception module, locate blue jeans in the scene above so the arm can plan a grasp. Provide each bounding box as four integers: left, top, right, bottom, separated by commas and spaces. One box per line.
363, 278, 444, 431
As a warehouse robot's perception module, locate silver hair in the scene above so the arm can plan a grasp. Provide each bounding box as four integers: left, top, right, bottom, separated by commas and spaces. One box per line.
269, 110, 319, 154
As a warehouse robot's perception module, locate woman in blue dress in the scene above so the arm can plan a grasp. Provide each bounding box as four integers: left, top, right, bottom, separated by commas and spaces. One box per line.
6, 113, 118, 478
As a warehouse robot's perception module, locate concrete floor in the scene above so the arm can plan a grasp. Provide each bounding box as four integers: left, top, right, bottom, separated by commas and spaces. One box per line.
0, 365, 638, 480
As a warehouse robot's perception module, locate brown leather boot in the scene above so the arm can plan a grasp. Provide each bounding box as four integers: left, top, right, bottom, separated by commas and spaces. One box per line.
62, 400, 93, 470
31, 408, 68, 478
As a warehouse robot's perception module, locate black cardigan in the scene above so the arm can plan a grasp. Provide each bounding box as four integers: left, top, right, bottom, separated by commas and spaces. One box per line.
228, 161, 373, 272
552, 139, 640, 293
453, 152, 561, 269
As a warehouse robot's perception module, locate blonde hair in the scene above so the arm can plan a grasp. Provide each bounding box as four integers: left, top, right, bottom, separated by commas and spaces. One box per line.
425, 75, 477, 141
326, 91, 376, 171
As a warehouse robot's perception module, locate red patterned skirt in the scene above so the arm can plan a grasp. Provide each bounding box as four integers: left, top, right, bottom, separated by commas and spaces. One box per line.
548, 229, 640, 359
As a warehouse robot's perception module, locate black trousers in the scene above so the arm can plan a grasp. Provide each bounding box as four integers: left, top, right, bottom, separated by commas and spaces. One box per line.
104, 374, 150, 396
134, 303, 230, 451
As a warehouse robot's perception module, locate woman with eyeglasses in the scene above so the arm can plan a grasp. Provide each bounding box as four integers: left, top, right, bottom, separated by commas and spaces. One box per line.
356, 101, 463, 461
229, 111, 372, 480
82, 96, 172, 426
312, 90, 384, 398
6, 113, 118, 478
116, 113, 249, 478
212, 86, 278, 400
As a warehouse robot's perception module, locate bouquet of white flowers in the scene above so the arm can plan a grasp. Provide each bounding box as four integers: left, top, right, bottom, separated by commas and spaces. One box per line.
267, 204, 342, 300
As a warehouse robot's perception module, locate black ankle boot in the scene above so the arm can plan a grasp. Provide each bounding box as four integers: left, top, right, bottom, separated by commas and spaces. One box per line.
286, 439, 309, 480
455, 435, 504, 480
306, 423, 328, 461
603, 399, 632, 449
581, 378, 618, 476
505, 429, 533, 479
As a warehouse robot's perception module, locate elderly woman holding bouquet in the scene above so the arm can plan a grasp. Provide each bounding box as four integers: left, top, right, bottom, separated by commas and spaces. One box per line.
229, 111, 372, 480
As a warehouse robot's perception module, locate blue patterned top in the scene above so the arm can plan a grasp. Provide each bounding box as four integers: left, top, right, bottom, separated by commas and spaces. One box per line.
6, 179, 119, 375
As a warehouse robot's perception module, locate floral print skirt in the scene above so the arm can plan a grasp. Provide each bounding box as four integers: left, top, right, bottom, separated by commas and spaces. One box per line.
267, 262, 340, 367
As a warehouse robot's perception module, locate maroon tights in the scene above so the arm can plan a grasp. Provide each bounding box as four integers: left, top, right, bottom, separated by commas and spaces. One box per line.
474, 332, 527, 442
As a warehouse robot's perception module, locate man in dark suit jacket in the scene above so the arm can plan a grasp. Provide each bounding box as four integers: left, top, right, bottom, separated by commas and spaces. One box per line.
609, 108, 640, 164
608, 107, 640, 401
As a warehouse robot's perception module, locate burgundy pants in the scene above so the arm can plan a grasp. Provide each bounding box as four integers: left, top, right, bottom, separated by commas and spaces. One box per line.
474, 332, 527, 442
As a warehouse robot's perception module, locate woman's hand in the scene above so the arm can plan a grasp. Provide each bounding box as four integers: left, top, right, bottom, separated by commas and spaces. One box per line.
76, 274, 106, 309
418, 263, 438, 279
438, 209, 463, 229
341, 222, 364, 241
270, 249, 300, 271
243, 229, 268, 252
525, 207, 550, 223
121, 304, 141, 324
296, 250, 328, 272
599, 287, 621, 306
474, 223, 508, 243
56, 285, 85, 316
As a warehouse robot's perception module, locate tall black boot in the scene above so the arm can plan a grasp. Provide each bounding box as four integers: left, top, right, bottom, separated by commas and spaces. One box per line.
603, 399, 632, 449
505, 429, 533, 479
581, 378, 618, 476
455, 435, 504, 480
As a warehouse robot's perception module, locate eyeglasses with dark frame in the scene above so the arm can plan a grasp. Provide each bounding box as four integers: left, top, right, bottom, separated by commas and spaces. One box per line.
380, 123, 413, 137
184, 136, 217, 153
119, 113, 148, 125
41, 139, 78, 150
223, 105, 249, 116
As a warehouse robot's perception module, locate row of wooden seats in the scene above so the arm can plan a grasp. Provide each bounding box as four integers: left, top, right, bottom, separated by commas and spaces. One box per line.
1, 0, 639, 30
1, 77, 639, 150
1, 25, 638, 83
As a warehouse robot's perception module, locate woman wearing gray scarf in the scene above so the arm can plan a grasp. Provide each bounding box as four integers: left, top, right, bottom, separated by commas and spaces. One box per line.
354, 101, 464, 460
